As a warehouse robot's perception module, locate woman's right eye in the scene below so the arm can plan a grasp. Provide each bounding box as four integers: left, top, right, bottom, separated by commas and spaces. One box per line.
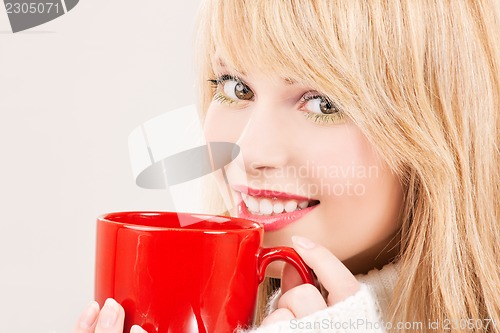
209, 75, 254, 104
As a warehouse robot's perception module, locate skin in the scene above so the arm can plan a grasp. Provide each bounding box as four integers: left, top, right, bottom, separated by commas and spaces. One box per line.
204, 66, 403, 277
73, 66, 403, 332
206, 66, 403, 323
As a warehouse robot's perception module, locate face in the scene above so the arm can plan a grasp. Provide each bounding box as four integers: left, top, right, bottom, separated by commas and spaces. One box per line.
204, 61, 403, 276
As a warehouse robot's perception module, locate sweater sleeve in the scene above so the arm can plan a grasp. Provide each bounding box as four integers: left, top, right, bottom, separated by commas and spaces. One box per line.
239, 283, 387, 333
238, 262, 400, 333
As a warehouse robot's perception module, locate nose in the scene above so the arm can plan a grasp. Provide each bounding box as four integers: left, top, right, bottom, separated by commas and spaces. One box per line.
235, 104, 291, 176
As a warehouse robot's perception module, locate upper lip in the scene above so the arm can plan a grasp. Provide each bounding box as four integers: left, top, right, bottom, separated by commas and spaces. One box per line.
232, 185, 317, 202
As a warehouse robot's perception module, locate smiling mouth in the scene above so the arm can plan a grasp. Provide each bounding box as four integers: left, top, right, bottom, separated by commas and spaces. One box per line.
233, 186, 320, 231
236, 187, 320, 216
241, 193, 320, 215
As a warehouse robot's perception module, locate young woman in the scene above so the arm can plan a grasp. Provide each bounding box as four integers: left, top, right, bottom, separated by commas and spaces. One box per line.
73, 1, 500, 332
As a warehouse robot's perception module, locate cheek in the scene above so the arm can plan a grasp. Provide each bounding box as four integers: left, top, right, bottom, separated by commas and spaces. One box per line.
203, 103, 250, 214
203, 103, 247, 143
299, 126, 403, 252
294, 124, 382, 190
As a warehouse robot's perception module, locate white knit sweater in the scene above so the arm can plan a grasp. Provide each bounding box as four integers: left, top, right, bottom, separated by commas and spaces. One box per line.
241, 262, 399, 333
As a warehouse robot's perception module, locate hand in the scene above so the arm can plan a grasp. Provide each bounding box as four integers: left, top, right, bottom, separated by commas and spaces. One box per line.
261, 236, 360, 325
72, 298, 148, 333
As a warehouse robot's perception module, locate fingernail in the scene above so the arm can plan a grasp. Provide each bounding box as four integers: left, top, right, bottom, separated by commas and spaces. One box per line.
98, 298, 119, 329
78, 301, 100, 329
292, 235, 316, 249
131, 325, 147, 333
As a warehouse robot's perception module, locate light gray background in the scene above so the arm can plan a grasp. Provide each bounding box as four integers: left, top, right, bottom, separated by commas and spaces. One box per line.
0, 0, 201, 331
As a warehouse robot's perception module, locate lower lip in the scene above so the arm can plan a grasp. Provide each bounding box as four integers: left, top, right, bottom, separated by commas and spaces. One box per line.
237, 200, 319, 231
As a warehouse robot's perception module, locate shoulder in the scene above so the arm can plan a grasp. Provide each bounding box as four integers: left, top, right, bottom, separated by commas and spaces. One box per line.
355, 261, 400, 313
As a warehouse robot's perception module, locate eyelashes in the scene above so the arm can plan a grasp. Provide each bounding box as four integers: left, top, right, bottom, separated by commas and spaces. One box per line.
300, 94, 345, 124
303, 111, 345, 124
208, 74, 345, 125
209, 75, 253, 105
213, 92, 237, 105
208, 74, 236, 87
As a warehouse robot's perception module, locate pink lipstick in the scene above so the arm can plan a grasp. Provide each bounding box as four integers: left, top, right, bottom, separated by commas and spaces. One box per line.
233, 185, 320, 231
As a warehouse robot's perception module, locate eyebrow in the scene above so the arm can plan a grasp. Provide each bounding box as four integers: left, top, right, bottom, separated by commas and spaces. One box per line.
215, 59, 246, 76
214, 58, 296, 85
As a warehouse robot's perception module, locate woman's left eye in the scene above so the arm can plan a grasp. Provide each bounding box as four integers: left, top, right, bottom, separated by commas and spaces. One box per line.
300, 94, 344, 125
303, 95, 339, 115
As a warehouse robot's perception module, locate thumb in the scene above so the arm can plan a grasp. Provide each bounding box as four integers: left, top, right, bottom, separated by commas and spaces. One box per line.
280, 262, 305, 294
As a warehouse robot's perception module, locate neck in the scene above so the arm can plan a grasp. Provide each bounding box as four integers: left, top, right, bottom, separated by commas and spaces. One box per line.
342, 230, 401, 275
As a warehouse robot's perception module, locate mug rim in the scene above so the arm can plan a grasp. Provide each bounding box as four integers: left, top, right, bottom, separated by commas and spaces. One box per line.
97, 211, 263, 233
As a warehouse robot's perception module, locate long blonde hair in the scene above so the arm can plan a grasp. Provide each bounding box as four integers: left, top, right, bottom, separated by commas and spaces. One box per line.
194, 1, 500, 332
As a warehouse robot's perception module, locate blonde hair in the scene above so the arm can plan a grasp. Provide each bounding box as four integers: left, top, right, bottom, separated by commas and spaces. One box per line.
194, 1, 500, 332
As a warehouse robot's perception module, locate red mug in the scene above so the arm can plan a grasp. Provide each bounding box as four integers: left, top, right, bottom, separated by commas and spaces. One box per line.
95, 211, 315, 333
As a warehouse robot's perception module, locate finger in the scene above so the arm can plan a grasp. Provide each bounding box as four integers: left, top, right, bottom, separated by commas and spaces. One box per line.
277, 283, 327, 318
95, 298, 125, 333
280, 262, 304, 294
72, 301, 100, 333
291, 236, 360, 305
130, 325, 148, 333
261, 308, 295, 326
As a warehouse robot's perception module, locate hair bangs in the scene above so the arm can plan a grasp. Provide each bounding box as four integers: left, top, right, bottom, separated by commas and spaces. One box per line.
205, 0, 354, 95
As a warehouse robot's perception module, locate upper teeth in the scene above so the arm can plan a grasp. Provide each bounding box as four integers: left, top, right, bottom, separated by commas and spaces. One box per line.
241, 193, 312, 216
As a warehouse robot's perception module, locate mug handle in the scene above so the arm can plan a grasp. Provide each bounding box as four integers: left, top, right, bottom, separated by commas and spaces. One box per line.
257, 247, 318, 287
